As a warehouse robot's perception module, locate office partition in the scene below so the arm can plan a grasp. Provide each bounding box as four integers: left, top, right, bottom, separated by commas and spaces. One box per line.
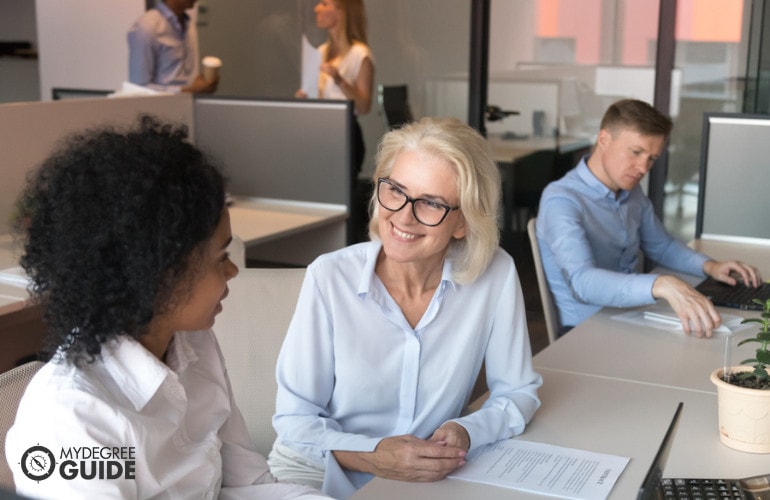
193, 97, 352, 207
695, 113, 770, 242
0, 94, 194, 234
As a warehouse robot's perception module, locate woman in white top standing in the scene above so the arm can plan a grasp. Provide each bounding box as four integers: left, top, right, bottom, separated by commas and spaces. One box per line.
298, 0, 374, 173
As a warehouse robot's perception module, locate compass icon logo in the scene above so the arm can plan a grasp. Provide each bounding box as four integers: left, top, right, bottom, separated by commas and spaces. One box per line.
20, 445, 56, 482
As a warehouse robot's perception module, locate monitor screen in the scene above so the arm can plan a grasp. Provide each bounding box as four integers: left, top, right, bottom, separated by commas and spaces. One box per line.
696, 113, 770, 242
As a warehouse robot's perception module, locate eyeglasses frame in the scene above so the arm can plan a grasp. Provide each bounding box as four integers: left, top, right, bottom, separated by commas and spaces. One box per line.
376, 177, 460, 227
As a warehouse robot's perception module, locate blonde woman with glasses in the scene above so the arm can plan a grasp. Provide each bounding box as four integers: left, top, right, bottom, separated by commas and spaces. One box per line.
268, 117, 542, 498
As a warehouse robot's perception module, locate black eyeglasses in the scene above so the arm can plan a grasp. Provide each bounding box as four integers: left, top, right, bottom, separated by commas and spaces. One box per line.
376, 177, 460, 227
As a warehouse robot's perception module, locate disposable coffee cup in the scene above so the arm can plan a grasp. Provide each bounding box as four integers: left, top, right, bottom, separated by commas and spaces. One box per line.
201, 56, 222, 81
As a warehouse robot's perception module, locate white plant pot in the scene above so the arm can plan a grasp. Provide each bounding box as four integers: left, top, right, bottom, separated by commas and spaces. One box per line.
711, 366, 770, 453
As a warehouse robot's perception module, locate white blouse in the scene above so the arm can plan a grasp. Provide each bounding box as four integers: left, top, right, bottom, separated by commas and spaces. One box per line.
6, 330, 327, 499
317, 41, 373, 101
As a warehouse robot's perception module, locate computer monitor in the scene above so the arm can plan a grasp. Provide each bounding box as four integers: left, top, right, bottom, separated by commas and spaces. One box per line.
696, 112, 770, 242
192, 97, 352, 207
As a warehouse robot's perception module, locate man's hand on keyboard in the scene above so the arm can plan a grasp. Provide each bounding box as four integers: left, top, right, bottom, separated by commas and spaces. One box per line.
703, 260, 762, 288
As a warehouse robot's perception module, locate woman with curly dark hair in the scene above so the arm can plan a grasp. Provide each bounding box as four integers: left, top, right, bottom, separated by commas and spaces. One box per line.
5, 116, 327, 499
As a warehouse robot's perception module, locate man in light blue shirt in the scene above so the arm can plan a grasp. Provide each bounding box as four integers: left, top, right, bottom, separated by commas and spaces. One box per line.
537, 99, 761, 337
127, 0, 217, 94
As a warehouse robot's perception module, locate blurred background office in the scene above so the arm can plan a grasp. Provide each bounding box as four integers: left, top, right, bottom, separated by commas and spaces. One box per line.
2, 0, 769, 244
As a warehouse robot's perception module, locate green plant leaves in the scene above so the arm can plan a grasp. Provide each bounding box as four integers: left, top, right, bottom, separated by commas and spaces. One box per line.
738, 298, 770, 382
757, 350, 770, 364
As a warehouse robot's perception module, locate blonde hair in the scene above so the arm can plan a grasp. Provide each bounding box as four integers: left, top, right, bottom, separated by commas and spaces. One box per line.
369, 117, 501, 284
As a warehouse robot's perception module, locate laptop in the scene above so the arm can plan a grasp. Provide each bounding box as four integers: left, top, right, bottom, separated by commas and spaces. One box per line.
638, 402, 770, 499
695, 277, 770, 311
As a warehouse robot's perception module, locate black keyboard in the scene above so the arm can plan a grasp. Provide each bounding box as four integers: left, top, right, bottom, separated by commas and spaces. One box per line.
695, 278, 770, 311
660, 478, 745, 499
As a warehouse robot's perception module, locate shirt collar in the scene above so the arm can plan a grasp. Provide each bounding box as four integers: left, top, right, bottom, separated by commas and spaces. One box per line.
576, 155, 630, 202
356, 240, 458, 297
100, 332, 197, 411
155, 1, 190, 33
357, 241, 383, 297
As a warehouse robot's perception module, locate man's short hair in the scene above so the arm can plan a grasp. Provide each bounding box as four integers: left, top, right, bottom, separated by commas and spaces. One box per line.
599, 99, 673, 138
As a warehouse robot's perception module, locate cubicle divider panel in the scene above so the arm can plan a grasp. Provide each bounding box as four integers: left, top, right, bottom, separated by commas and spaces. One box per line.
0, 94, 194, 234
696, 113, 770, 242
193, 98, 352, 208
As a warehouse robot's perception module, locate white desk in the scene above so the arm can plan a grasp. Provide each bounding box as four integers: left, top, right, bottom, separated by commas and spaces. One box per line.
228, 197, 347, 266
354, 369, 770, 499
0, 198, 346, 315
690, 237, 770, 276
0, 234, 29, 316
229, 197, 346, 247
532, 305, 756, 394
487, 134, 592, 164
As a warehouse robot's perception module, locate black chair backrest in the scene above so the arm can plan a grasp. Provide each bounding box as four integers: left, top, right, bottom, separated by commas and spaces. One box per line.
378, 84, 414, 130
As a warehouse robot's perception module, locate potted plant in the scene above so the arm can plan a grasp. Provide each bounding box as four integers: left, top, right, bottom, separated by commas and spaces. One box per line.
710, 297, 770, 453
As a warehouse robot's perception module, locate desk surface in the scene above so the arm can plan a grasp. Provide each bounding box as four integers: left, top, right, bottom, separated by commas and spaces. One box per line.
229, 197, 346, 247
533, 305, 754, 393
690, 237, 770, 276
0, 198, 346, 315
487, 134, 592, 164
354, 369, 770, 499
0, 234, 29, 315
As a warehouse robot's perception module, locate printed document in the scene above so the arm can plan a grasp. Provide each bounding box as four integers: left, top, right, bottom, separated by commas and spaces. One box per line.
300, 35, 321, 98
448, 439, 629, 500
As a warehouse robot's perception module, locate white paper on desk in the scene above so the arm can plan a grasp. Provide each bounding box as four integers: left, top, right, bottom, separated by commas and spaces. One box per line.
300, 35, 320, 98
0, 266, 30, 288
611, 302, 747, 335
448, 439, 629, 500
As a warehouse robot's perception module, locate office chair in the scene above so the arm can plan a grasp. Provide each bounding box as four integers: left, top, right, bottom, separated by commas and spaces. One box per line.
377, 84, 414, 130
527, 218, 559, 345
213, 268, 306, 457
0, 360, 44, 490
508, 150, 556, 231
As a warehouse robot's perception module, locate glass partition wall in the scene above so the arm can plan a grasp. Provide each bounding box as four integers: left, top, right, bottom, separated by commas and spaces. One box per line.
484, 0, 753, 243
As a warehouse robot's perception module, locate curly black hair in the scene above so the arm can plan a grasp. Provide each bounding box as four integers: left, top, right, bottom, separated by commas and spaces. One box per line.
15, 115, 225, 366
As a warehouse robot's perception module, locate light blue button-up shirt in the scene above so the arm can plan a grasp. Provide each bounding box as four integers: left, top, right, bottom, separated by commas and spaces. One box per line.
537, 157, 710, 328
272, 241, 542, 497
127, 2, 199, 93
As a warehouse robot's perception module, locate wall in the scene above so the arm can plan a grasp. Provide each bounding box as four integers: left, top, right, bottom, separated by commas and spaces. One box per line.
0, 95, 193, 234
34, 0, 144, 101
